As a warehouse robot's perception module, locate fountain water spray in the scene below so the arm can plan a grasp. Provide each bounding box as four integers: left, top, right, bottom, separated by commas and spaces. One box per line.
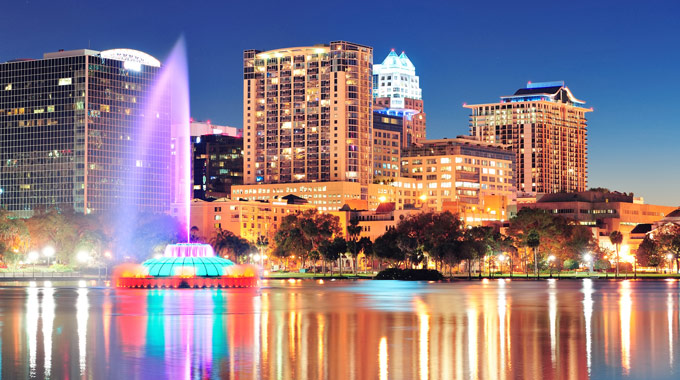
115, 38, 259, 288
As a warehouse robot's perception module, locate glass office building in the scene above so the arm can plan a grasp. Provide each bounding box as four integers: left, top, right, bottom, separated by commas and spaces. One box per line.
0, 49, 170, 217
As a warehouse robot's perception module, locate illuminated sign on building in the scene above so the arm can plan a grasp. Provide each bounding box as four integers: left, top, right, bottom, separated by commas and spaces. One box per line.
101, 49, 161, 68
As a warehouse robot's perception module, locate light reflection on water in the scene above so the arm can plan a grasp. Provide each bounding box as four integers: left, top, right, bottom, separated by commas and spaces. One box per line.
0, 280, 678, 379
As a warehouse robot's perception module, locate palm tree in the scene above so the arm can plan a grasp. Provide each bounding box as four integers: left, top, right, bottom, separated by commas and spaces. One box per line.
346, 216, 362, 275
527, 230, 540, 278
609, 230, 623, 278
210, 229, 252, 262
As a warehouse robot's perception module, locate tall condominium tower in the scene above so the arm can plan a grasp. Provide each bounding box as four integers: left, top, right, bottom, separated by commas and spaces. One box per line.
0, 49, 169, 217
243, 41, 373, 186
372, 50, 426, 147
465, 81, 590, 194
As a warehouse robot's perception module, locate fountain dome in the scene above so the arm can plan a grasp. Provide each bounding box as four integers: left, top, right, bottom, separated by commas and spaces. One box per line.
142, 255, 235, 277
117, 243, 257, 288
142, 243, 234, 277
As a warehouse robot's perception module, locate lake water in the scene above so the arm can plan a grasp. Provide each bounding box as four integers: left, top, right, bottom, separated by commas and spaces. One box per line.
0, 279, 678, 379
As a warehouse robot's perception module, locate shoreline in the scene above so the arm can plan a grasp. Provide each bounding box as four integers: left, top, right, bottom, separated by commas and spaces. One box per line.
0, 273, 678, 283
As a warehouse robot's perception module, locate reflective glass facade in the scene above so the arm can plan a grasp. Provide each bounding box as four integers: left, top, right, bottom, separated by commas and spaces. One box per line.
0, 49, 170, 216
192, 134, 243, 199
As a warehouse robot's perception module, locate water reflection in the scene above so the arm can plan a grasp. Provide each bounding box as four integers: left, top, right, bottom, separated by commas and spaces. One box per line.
379, 336, 388, 380
26, 284, 38, 377
583, 279, 594, 376
549, 279, 557, 366
0, 280, 679, 379
669, 290, 674, 369
77, 286, 88, 375
42, 283, 54, 378
620, 280, 632, 375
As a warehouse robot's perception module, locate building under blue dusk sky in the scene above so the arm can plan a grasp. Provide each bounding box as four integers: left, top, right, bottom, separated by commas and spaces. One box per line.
1, 0, 678, 206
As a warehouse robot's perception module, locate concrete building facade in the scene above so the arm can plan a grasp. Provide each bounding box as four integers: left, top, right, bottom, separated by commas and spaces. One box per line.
466, 81, 590, 194
401, 137, 515, 222
243, 41, 374, 187
519, 191, 676, 251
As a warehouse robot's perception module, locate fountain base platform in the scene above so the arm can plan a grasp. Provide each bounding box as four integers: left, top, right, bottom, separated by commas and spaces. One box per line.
116, 276, 257, 289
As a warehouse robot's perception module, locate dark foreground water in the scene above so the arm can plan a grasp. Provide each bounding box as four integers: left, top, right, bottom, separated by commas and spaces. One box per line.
0, 279, 678, 379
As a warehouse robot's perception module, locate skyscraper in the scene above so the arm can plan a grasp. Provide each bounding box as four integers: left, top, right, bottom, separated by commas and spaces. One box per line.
191, 121, 243, 200
242, 41, 373, 186
465, 81, 590, 194
0, 49, 169, 217
373, 50, 426, 147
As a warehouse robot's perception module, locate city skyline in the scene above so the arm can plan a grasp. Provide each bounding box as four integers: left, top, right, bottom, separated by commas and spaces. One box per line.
1, 0, 678, 206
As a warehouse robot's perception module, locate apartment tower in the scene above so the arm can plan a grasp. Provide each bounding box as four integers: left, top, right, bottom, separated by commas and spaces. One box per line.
465, 81, 590, 194
242, 41, 373, 187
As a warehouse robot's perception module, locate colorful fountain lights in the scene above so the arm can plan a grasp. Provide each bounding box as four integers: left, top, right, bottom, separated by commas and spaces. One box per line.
116, 243, 258, 289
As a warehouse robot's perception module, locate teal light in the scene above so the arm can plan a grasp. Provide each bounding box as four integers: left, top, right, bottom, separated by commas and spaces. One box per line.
141, 256, 235, 277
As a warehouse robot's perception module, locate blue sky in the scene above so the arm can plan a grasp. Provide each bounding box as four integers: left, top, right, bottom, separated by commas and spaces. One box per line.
1, 0, 678, 206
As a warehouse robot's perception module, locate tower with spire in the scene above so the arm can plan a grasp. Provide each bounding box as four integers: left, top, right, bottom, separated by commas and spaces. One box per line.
373, 49, 422, 104
371, 49, 427, 181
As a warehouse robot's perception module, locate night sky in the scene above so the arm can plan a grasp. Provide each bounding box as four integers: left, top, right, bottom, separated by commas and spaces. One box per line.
1, 0, 678, 206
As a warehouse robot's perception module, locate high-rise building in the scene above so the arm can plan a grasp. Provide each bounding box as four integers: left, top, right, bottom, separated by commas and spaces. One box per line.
372, 113, 401, 180
191, 122, 243, 200
242, 41, 373, 187
373, 50, 426, 146
465, 81, 590, 194
0, 49, 169, 217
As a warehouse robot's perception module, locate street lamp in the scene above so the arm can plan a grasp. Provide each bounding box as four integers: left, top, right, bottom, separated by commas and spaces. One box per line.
28, 250, 39, 277
77, 250, 90, 264
583, 253, 593, 276
43, 246, 55, 266
548, 255, 556, 278
498, 254, 506, 276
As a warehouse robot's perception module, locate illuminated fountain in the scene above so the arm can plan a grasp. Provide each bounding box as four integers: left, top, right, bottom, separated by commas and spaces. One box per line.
116, 38, 258, 289
116, 243, 258, 288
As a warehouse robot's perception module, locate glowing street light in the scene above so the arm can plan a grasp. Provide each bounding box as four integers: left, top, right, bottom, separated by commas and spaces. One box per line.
548, 255, 556, 278
77, 250, 90, 264
28, 251, 39, 277
667, 253, 674, 274
583, 253, 593, 275
43, 246, 55, 266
